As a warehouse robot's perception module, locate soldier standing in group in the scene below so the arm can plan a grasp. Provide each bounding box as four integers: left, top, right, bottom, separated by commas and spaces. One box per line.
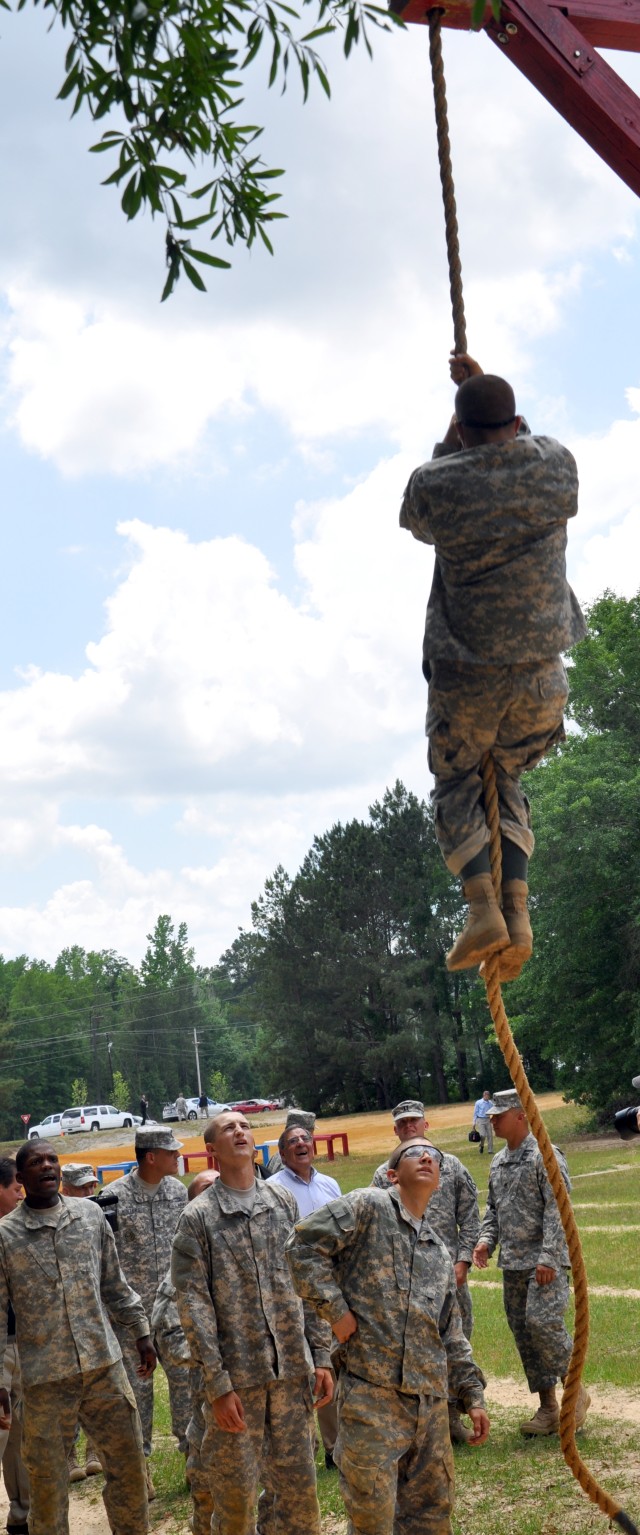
0, 1158, 29, 1535
0, 1141, 154, 1535
149, 1169, 220, 1535
371, 1101, 481, 1442
59, 1164, 104, 1483
287, 1137, 489, 1535
400, 353, 586, 977
472, 1089, 590, 1435
172, 1110, 333, 1535
113, 1127, 191, 1495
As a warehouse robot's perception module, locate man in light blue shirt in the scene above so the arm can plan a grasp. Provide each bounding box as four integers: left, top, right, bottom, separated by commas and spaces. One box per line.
270, 1126, 341, 1469
472, 1090, 495, 1154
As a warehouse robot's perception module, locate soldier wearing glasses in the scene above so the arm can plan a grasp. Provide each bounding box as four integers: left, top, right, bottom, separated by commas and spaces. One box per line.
286, 1138, 489, 1535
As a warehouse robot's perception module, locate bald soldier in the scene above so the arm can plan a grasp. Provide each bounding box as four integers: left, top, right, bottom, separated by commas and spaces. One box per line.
400, 352, 586, 979
172, 1110, 333, 1535
371, 1103, 481, 1443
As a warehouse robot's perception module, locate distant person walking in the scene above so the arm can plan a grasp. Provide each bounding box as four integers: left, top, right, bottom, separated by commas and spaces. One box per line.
472, 1091, 494, 1154
139, 1094, 149, 1127
198, 1093, 209, 1120
176, 1093, 188, 1122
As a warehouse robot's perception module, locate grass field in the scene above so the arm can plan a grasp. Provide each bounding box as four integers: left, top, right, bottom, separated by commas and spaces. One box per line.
71, 1100, 640, 1534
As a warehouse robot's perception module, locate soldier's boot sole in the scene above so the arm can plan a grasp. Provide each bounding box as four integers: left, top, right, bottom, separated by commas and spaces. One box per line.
446, 874, 510, 972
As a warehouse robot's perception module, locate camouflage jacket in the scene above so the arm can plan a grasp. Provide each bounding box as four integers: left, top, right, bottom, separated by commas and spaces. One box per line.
400, 433, 586, 667
0, 1196, 148, 1386
286, 1187, 485, 1407
478, 1133, 570, 1270
171, 1179, 332, 1402
371, 1152, 480, 1264
114, 1167, 187, 1318
150, 1269, 190, 1365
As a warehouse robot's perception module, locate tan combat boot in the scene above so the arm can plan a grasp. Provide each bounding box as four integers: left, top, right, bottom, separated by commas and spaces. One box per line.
446, 874, 510, 972
574, 1382, 591, 1429
520, 1387, 559, 1436
68, 1446, 86, 1483
145, 1462, 156, 1502
85, 1439, 103, 1476
448, 1407, 473, 1443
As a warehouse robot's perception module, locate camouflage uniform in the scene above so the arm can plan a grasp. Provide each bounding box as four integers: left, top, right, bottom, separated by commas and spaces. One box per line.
478, 1131, 572, 1391
114, 1166, 191, 1455
151, 1273, 213, 1535
172, 1178, 331, 1535
0, 1339, 29, 1528
0, 1195, 149, 1535
400, 433, 586, 872
286, 1186, 486, 1534
370, 1153, 480, 1337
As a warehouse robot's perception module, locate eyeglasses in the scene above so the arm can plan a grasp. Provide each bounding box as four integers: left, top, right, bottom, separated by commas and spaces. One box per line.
396, 1145, 443, 1168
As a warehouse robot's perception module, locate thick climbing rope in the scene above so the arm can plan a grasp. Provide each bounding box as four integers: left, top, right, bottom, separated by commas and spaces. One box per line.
427, 14, 638, 1531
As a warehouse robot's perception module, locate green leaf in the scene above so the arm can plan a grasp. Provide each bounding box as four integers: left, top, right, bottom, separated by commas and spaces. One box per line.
182, 256, 208, 290
187, 247, 232, 269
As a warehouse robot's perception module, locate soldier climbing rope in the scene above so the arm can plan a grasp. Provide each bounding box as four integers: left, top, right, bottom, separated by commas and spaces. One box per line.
426, 13, 639, 1531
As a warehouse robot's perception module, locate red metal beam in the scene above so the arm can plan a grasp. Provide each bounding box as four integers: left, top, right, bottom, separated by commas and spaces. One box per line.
397, 0, 640, 197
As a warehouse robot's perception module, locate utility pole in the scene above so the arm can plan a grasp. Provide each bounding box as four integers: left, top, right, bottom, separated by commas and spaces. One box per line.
107, 1041, 115, 1091
91, 1009, 102, 1100
193, 1028, 202, 1097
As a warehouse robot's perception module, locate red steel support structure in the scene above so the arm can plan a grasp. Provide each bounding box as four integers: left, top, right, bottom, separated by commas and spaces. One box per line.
393, 0, 640, 197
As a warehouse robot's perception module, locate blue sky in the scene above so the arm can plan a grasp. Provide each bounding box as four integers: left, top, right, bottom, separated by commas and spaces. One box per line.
0, 10, 638, 965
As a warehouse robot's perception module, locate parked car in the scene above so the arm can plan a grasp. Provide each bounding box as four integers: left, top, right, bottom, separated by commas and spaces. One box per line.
28, 1112, 65, 1140
162, 1096, 230, 1123
229, 1098, 280, 1115
60, 1104, 143, 1134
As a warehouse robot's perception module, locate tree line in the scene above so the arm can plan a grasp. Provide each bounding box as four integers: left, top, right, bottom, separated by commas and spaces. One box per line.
0, 590, 637, 1136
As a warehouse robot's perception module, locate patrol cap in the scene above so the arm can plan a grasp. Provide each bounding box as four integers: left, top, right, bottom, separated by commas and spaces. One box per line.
135, 1126, 183, 1153
388, 1137, 437, 1171
392, 1099, 425, 1122
285, 1109, 316, 1132
488, 1089, 523, 1118
61, 1162, 98, 1187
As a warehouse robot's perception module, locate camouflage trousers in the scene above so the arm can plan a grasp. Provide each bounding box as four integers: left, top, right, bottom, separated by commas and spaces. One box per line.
335, 1375, 454, 1534
187, 1389, 215, 1535
426, 658, 567, 873
0, 1341, 30, 1527
503, 1269, 572, 1393
117, 1325, 191, 1456
21, 1359, 147, 1535
203, 1377, 320, 1535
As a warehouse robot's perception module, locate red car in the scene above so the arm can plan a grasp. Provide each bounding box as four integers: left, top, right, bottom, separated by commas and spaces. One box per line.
230, 1098, 280, 1115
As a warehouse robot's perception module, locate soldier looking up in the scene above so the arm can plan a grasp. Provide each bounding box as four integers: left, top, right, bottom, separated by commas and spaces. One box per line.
372, 1103, 481, 1444
287, 1138, 488, 1535
172, 1110, 333, 1535
400, 353, 586, 978
113, 1127, 191, 1498
0, 1141, 154, 1535
472, 1089, 590, 1436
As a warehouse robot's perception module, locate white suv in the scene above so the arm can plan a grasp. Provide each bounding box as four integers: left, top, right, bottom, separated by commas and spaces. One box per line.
60, 1104, 137, 1134
28, 1112, 65, 1140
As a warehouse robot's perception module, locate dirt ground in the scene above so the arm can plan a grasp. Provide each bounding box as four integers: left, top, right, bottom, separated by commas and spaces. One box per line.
45, 1091, 570, 1172
3, 1374, 639, 1535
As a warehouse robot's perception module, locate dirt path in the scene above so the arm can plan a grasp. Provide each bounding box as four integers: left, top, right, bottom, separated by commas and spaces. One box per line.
486, 1376, 640, 1424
